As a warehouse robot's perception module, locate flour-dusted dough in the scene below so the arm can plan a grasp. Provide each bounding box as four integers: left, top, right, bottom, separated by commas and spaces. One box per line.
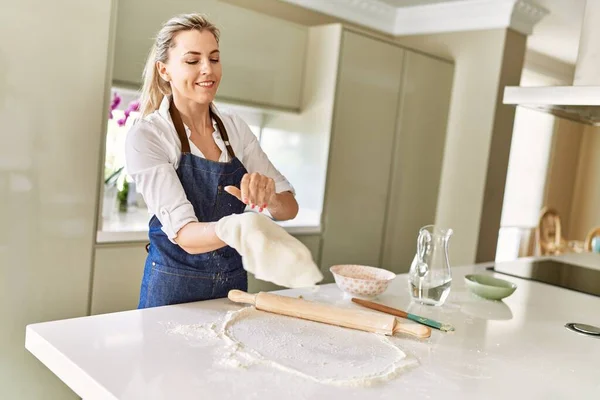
165, 307, 418, 387
220, 307, 418, 386
215, 212, 324, 288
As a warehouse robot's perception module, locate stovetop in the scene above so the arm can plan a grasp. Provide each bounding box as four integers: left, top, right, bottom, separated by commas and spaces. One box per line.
489, 258, 600, 297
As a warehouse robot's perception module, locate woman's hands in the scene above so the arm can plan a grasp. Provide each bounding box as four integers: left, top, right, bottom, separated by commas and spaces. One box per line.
176, 174, 298, 255
225, 172, 275, 212
225, 173, 298, 221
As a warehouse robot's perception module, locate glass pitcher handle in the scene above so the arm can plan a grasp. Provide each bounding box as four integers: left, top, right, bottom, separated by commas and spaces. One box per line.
416, 230, 431, 277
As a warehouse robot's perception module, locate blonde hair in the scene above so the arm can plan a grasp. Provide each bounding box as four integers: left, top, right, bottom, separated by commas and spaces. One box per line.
139, 13, 220, 117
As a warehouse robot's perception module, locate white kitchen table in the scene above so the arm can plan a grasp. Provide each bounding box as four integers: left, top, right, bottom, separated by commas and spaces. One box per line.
26, 254, 600, 400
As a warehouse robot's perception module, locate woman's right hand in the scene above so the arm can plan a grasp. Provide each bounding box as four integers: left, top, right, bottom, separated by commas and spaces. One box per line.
224, 172, 275, 213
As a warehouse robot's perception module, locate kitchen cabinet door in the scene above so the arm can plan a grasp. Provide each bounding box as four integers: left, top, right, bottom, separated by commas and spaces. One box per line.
319, 31, 405, 281
381, 51, 454, 274
113, 0, 306, 110
91, 243, 147, 315
216, 2, 307, 110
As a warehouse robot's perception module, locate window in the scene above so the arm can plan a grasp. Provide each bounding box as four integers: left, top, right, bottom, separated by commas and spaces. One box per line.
99, 87, 144, 235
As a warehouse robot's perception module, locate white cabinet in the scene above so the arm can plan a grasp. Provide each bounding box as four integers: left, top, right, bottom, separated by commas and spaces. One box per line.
90, 234, 321, 314
319, 31, 405, 282
113, 0, 307, 110
380, 51, 453, 274
91, 243, 146, 315
216, 2, 307, 110
319, 30, 454, 280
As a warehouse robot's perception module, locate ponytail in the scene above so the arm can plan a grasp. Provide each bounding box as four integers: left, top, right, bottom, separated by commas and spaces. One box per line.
139, 44, 171, 117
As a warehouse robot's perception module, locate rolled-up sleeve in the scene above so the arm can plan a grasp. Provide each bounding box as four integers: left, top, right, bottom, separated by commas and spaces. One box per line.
125, 120, 197, 243
234, 115, 295, 195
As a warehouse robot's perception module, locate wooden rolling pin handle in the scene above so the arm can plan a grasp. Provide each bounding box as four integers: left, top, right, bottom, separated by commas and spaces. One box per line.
228, 290, 257, 306
393, 320, 432, 339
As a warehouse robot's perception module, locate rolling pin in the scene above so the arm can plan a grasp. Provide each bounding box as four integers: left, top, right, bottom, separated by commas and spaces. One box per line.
228, 290, 431, 339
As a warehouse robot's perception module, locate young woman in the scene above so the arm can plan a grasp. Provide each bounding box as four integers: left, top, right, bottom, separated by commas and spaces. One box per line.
125, 13, 299, 308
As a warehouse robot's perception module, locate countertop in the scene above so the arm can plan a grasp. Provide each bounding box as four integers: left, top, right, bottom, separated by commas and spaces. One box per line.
26, 254, 600, 399
97, 207, 321, 243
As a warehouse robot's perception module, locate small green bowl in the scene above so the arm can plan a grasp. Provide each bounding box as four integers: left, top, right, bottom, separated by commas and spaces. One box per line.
464, 274, 517, 301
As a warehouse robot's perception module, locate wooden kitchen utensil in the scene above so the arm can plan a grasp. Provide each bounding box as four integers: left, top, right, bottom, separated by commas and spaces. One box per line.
228, 290, 431, 339
352, 298, 455, 332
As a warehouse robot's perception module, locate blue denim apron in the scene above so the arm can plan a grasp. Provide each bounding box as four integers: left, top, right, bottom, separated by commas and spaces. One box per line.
138, 101, 248, 309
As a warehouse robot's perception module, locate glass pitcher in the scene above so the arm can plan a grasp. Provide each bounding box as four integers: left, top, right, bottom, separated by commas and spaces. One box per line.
408, 225, 453, 306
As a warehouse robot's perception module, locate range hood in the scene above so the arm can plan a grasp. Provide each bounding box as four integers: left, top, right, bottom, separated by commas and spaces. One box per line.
503, 0, 600, 126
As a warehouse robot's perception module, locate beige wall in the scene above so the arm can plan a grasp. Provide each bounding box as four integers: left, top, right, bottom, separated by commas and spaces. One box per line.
0, 0, 116, 398
569, 126, 600, 239
395, 29, 520, 265
532, 102, 600, 244
543, 119, 584, 238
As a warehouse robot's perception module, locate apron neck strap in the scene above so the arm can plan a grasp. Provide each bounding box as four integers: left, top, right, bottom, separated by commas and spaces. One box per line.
169, 99, 191, 154
169, 98, 236, 159
210, 108, 236, 160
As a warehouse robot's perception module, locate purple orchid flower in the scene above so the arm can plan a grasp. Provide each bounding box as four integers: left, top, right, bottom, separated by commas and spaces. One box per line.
108, 92, 122, 120
120, 100, 141, 125
108, 93, 140, 126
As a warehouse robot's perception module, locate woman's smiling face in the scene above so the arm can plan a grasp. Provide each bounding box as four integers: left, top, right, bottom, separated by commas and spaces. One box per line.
158, 29, 222, 105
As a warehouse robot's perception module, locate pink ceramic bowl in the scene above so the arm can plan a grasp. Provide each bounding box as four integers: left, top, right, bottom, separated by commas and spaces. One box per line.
330, 264, 396, 298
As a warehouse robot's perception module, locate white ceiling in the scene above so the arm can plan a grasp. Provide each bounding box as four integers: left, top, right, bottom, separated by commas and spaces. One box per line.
378, 0, 586, 65
282, 0, 584, 65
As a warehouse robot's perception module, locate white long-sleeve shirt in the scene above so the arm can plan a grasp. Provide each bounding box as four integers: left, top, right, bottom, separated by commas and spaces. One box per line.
125, 96, 294, 242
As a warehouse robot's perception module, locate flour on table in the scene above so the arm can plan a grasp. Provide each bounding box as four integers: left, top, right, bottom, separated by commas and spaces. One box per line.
163, 321, 220, 343
166, 307, 417, 387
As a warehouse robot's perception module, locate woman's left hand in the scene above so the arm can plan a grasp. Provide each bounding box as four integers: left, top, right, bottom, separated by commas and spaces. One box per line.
224, 173, 275, 212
